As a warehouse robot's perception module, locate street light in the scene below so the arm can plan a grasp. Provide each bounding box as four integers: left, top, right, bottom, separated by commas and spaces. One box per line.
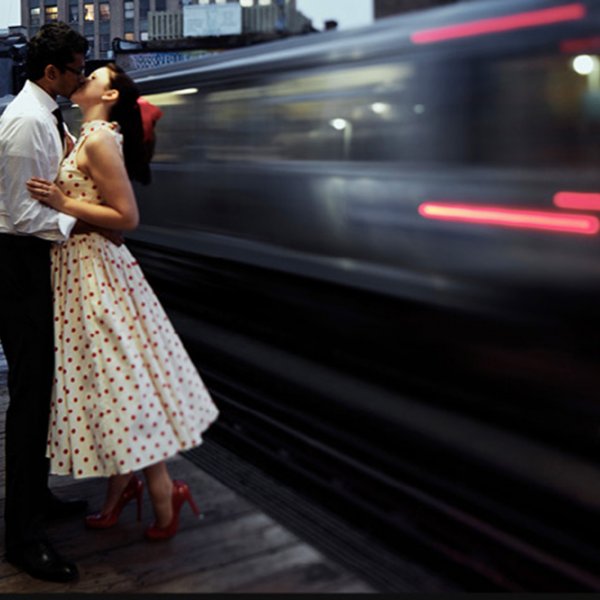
573, 54, 595, 76
329, 118, 353, 159
572, 54, 600, 91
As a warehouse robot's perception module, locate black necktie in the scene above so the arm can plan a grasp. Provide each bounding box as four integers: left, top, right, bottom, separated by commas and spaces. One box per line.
53, 107, 65, 148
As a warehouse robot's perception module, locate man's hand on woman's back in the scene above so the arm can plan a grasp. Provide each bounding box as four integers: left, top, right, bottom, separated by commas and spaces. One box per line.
72, 220, 124, 246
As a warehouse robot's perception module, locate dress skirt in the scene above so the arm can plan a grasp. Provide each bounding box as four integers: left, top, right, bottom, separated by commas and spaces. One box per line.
47, 232, 219, 478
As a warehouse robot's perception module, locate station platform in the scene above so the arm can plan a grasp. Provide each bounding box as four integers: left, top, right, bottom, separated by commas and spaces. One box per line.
0, 348, 374, 593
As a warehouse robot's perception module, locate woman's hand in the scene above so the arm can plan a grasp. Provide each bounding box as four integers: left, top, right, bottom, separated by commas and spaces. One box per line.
26, 177, 65, 210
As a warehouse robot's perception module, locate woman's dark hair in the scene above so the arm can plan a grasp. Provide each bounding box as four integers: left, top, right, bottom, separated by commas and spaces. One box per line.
26, 22, 88, 81
106, 63, 152, 185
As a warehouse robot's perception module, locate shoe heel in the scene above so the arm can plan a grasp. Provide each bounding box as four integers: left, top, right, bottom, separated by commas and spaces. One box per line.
185, 492, 201, 517
144, 480, 199, 541
85, 474, 144, 530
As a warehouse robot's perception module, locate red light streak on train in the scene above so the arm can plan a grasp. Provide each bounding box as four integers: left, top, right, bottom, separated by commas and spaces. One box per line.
418, 202, 599, 235
411, 3, 586, 45
554, 191, 600, 211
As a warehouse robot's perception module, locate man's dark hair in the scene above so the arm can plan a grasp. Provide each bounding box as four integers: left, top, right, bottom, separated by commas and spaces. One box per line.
25, 22, 88, 81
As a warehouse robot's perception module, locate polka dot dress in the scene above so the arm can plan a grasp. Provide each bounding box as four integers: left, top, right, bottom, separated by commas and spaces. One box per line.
47, 120, 219, 478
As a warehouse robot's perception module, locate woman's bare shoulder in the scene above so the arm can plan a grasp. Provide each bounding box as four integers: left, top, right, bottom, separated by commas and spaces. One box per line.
85, 127, 120, 148
83, 128, 122, 162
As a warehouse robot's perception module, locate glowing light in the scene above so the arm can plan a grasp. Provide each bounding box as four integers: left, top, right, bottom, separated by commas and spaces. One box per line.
554, 191, 600, 211
418, 202, 599, 235
572, 54, 595, 75
411, 3, 586, 45
172, 88, 198, 95
371, 102, 389, 115
330, 118, 348, 131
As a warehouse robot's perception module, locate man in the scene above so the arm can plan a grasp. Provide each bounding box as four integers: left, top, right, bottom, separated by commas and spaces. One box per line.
0, 22, 91, 583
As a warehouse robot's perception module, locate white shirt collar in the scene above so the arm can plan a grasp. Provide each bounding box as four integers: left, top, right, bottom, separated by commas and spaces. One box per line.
23, 79, 60, 115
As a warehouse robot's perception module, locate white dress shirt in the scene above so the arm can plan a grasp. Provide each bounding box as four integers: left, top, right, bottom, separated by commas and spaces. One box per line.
0, 80, 76, 241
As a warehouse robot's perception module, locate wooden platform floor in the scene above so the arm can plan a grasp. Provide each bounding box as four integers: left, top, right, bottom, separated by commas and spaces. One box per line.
0, 349, 375, 593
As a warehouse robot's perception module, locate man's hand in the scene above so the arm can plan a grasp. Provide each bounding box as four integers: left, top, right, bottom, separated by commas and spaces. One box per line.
72, 220, 124, 247
98, 228, 125, 247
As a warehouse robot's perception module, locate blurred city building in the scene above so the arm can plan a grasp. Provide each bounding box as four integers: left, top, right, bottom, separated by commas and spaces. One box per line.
20, 0, 312, 59
374, 0, 458, 19
0, 29, 27, 97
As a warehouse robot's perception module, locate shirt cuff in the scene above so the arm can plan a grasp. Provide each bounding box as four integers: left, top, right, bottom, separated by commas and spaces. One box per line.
58, 213, 77, 240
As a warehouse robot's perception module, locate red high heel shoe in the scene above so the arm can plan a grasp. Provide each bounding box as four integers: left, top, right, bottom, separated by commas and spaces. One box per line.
85, 475, 144, 529
144, 480, 200, 541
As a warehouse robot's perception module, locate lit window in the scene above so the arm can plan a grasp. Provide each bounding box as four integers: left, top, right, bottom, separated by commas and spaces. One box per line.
45, 5, 58, 21
240, 0, 254, 6
84, 3, 94, 21
258, 0, 272, 5
30, 6, 41, 26
99, 3, 110, 21
124, 32, 135, 41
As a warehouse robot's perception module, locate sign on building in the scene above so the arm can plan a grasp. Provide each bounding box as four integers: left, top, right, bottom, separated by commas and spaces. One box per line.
183, 4, 242, 37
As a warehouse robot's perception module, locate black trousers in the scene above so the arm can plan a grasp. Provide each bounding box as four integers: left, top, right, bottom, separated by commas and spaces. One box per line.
0, 233, 54, 551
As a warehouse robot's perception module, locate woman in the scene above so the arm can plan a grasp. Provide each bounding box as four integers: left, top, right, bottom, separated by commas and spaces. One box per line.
26, 63, 219, 540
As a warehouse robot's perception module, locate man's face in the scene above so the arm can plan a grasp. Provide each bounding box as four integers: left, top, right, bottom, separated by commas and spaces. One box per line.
53, 53, 86, 99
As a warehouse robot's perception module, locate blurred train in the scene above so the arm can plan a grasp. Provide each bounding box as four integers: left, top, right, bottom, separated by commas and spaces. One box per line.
16, 0, 600, 590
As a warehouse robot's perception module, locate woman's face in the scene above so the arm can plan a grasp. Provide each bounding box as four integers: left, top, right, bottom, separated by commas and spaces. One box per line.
71, 66, 113, 107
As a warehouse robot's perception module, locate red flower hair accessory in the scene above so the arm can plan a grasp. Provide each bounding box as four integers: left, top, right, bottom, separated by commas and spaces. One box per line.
137, 97, 163, 143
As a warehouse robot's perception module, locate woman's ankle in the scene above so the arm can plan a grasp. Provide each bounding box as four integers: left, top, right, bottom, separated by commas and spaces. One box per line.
102, 473, 135, 513
147, 478, 174, 527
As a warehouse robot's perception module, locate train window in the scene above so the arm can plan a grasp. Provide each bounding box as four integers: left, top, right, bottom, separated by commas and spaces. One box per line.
470, 53, 597, 169
147, 63, 416, 164
147, 47, 599, 171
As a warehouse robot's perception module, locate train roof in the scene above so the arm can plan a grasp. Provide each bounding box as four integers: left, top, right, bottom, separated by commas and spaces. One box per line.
130, 0, 590, 90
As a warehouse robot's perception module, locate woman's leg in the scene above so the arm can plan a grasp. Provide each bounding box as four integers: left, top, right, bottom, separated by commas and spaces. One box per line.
142, 462, 173, 528
98, 473, 135, 515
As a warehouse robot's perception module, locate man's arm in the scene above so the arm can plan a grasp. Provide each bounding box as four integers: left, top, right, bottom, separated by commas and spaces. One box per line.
71, 220, 124, 246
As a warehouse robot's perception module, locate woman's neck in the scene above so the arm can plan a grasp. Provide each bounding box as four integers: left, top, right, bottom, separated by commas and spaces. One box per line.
81, 105, 110, 123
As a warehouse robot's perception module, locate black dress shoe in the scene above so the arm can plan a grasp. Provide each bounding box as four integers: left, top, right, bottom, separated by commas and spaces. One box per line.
45, 495, 88, 520
5, 540, 79, 583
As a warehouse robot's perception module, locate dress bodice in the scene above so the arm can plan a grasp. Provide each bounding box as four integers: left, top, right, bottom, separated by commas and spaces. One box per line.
58, 120, 123, 206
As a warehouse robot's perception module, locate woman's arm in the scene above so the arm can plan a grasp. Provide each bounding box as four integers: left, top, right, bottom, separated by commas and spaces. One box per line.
26, 129, 139, 231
